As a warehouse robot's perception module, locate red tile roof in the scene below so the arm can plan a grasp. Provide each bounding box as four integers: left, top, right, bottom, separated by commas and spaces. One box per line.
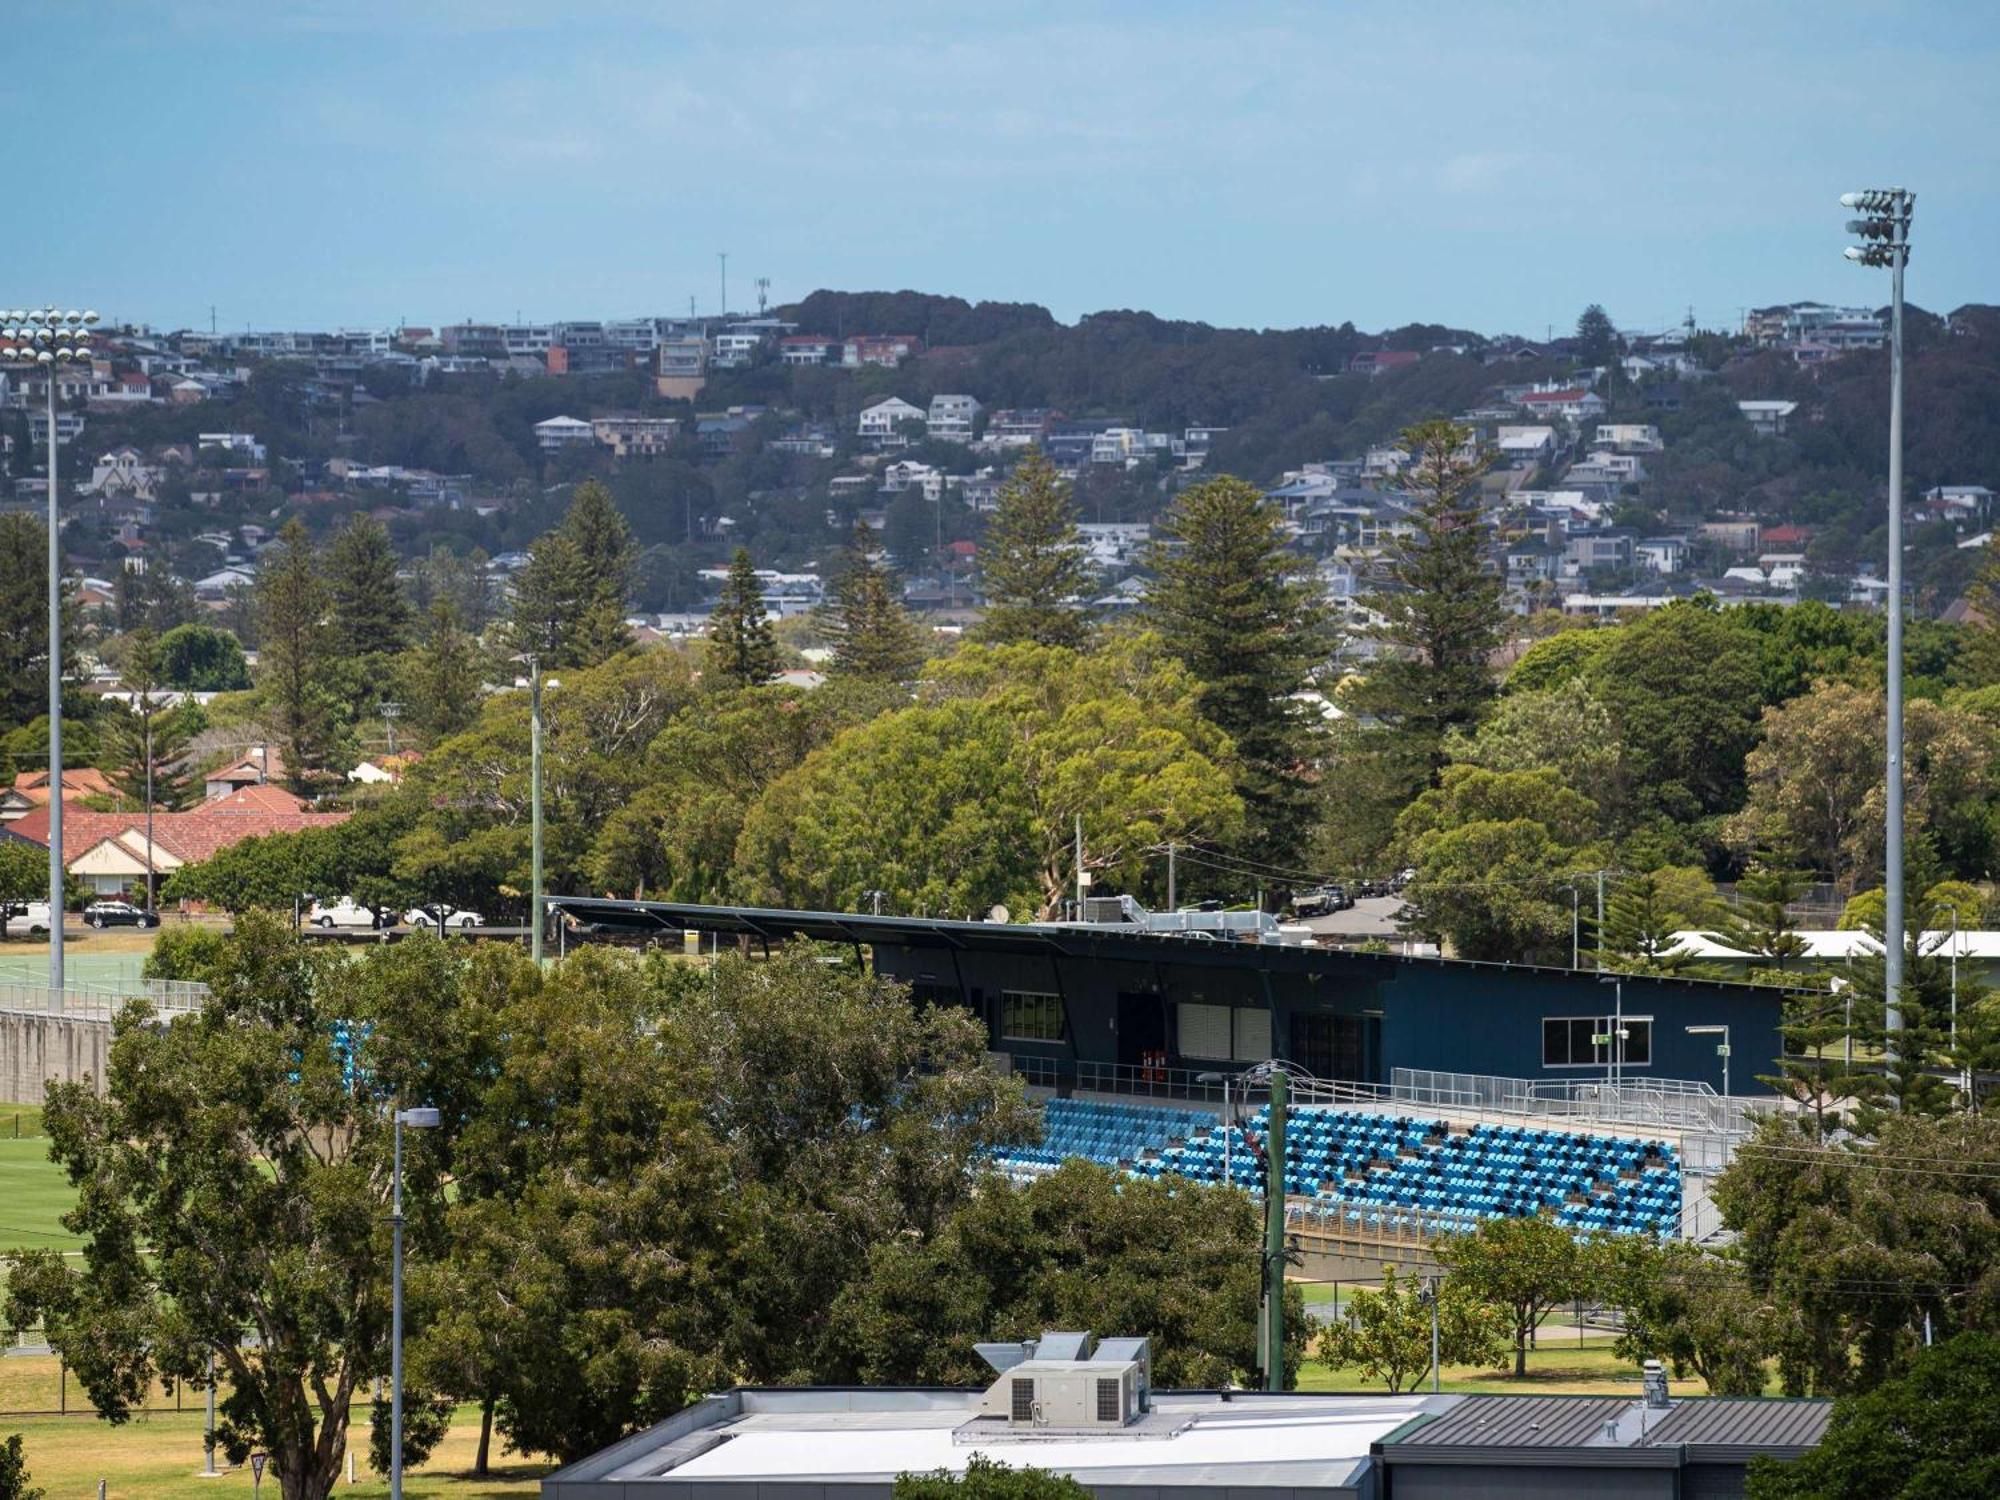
6, 792, 349, 865
7, 768, 117, 806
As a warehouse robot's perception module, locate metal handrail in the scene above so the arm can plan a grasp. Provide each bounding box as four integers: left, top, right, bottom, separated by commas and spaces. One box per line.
0, 978, 210, 1019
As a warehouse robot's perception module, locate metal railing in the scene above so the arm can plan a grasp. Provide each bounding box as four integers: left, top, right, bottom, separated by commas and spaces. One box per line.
0, 977, 211, 1019
1391, 1067, 1767, 1139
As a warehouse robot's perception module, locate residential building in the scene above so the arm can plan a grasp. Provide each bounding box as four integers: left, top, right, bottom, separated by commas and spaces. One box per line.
1516, 388, 1609, 423
1090, 428, 1148, 466
858, 396, 926, 445
439, 323, 508, 358
779, 336, 837, 366
879, 460, 944, 500
1699, 518, 1761, 554
1737, 400, 1799, 437
592, 414, 680, 458
1634, 536, 1689, 575
710, 332, 764, 369
1565, 452, 1647, 487
1562, 528, 1636, 575
926, 393, 982, 443
655, 337, 709, 400
982, 408, 1057, 447
841, 334, 918, 368
1494, 425, 1557, 467
533, 415, 596, 452
504, 325, 555, 356
27, 409, 87, 447
1591, 424, 1663, 454
1349, 348, 1422, 376
81, 447, 161, 501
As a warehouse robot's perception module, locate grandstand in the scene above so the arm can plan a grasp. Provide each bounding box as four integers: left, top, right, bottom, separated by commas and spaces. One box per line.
996, 1095, 1683, 1238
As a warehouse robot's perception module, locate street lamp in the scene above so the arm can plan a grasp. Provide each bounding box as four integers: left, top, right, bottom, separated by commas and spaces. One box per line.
511, 657, 559, 962
389, 1105, 440, 1500
1685, 1024, 1730, 1100
0, 305, 98, 994
1841, 187, 1913, 1045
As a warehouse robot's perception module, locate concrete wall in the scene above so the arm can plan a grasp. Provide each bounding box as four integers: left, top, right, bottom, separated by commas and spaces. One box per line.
0, 1011, 111, 1104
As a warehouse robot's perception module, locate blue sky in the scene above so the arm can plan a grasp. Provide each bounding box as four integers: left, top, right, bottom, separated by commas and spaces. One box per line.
13, 1, 1997, 337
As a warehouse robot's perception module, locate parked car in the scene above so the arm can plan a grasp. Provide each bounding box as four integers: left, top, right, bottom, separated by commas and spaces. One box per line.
2, 900, 53, 937
404, 906, 483, 930
83, 900, 159, 929
306, 897, 382, 930
1290, 884, 1352, 917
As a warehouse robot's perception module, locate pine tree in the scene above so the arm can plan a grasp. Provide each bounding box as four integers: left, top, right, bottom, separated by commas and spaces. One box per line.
825, 527, 926, 682
325, 514, 415, 659
1705, 864, 1811, 978
1598, 871, 1695, 974
404, 600, 485, 746
104, 629, 200, 813
254, 519, 345, 792
1575, 304, 1619, 367
508, 482, 636, 669
1143, 474, 1337, 879
1348, 419, 1505, 796
974, 452, 1094, 649
1957, 531, 2000, 687
706, 548, 781, 687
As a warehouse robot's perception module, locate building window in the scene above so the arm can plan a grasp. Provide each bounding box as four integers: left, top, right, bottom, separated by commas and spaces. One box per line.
1543, 1016, 1653, 1068
1001, 991, 1065, 1042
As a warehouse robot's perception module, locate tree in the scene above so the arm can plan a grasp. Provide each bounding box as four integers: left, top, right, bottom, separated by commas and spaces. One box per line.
925, 637, 1244, 916
734, 700, 1040, 917
325, 513, 414, 660
825, 527, 926, 682
1713, 1114, 2000, 1395
254, 519, 346, 792
103, 629, 203, 812
1144, 475, 1336, 879
1598, 867, 1716, 973
706, 547, 782, 687
1707, 864, 1812, 978
1450, 677, 1627, 823
1433, 1215, 1607, 1378
830, 1160, 1304, 1390
0, 1433, 43, 1500
1588, 601, 1764, 824
401, 600, 484, 747
975, 452, 1093, 650
1955, 530, 2000, 688
1745, 1333, 2000, 1499
1575, 304, 1619, 367
1605, 1238, 1772, 1395
507, 481, 635, 669
1348, 419, 1504, 788
156, 623, 251, 691
2, 915, 488, 1500
0, 513, 78, 739
896, 1455, 1090, 1500
0, 841, 52, 939
1314, 1265, 1507, 1393
1392, 766, 1603, 962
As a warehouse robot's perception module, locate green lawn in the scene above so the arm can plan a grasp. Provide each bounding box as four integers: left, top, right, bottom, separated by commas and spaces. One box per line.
3, 1405, 546, 1499
0, 1136, 79, 1254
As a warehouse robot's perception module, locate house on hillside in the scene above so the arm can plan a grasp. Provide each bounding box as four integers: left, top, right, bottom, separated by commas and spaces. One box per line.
533, 415, 595, 452
926, 394, 981, 444
858, 397, 925, 448
1737, 400, 1798, 437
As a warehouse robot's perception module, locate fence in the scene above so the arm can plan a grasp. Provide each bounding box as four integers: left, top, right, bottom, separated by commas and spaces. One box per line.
0, 977, 210, 1020
1390, 1067, 1767, 1140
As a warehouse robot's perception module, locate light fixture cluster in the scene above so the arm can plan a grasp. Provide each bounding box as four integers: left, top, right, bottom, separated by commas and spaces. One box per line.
1841, 188, 1913, 269
0, 306, 100, 362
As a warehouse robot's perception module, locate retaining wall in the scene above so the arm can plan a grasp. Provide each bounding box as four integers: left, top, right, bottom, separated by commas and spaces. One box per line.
0, 1011, 111, 1104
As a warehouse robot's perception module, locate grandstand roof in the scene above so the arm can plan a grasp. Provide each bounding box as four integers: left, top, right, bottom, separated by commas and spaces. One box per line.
551, 897, 1792, 994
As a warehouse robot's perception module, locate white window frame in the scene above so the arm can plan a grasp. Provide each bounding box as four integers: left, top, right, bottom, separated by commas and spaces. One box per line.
1542, 1014, 1654, 1069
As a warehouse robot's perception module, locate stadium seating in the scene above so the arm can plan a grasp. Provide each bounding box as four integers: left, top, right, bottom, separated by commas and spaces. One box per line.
992, 1097, 1681, 1237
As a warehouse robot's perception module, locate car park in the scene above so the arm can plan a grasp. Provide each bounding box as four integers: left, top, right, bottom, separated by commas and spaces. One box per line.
83, 900, 159, 929
404, 906, 483, 930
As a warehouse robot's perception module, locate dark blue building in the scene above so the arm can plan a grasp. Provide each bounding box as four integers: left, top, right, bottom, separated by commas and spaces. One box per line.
551, 900, 1786, 1098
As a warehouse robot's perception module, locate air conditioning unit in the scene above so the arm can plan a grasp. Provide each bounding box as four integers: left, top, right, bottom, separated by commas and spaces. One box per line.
988, 1363, 1139, 1430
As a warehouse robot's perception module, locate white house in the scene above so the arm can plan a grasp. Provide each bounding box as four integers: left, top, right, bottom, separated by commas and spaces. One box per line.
1633, 536, 1689, 575
1495, 426, 1557, 466
879, 460, 944, 500
197, 432, 267, 463
1592, 424, 1664, 454
533, 415, 595, 452
926, 394, 981, 444
1738, 400, 1799, 437
858, 397, 925, 445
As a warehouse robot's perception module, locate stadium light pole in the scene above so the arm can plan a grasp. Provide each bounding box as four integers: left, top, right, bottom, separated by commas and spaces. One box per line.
512, 655, 557, 963
390, 1105, 440, 1500
1, 306, 97, 995
1841, 187, 1913, 1045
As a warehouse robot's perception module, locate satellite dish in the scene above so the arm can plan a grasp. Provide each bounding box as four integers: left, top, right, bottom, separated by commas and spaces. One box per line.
987, 904, 1010, 924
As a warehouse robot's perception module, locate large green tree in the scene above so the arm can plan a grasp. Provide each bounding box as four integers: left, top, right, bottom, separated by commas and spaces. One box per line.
975, 452, 1094, 650
706, 547, 782, 687
1315, 1265, 1507, 1393
1144, 475, 1335, 881
325, 513, 415, 661
1605, 1238, 1773, 1396
255, 519, 347, 792
103, 627, 203, 816
399, 600, 485, 748
1434, 1214, 1609, 1378
507, 481, 635, 669
825, 527, 926, 682
0, 513, 79, 745
156, 623, 250, 692
1746, 1333, 2000, 1499
1348, 418, 1505, 787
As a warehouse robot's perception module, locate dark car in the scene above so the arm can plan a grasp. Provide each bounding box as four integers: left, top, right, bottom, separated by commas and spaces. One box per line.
1290, 884, 1351, 917
84, 900, 159, 929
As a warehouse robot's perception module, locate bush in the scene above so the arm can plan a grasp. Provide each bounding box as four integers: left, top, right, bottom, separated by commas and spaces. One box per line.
141, 924, 231, 985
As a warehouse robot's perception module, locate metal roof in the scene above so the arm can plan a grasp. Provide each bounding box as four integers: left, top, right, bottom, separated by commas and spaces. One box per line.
1642, 1397, 1832, 1455
1385, 1395, 1630, 1449
548, 897, 1798, 996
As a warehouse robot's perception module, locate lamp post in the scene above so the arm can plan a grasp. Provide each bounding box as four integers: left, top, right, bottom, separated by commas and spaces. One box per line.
1559, 884, 1581, 969
1, 305, 98, 994
390, 1106, 440, 1500
1685, 1024, 1730, 1100
1841, 188, 1913, 1046
513, 656, 555, 963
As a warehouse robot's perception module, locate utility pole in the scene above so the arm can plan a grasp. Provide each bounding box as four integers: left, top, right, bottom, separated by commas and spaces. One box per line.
1424, 1277, 1441, 1393
1262, 1068, 1288, 1392
1167, 842, 1178, 912
718, 251, 728, 317
528, 658, 545, 964
1074, 814, 1086, 913
1595, 870, 1607, 969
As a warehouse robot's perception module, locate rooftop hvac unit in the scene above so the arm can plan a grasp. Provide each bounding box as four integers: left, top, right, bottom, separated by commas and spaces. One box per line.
986, 1362, 1140, 1430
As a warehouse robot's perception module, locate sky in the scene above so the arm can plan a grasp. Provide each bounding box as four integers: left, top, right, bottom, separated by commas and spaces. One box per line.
11, 1, 1998, 338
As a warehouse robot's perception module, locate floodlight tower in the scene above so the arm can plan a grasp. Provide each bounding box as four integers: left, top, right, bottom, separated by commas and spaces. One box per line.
0, 305, 99, 994
1841, 188, 1913, 1042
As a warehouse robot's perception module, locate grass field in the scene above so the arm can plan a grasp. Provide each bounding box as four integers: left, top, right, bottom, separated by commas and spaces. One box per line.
2, 1405, 547, 1498
0, 1132, 78, 1256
